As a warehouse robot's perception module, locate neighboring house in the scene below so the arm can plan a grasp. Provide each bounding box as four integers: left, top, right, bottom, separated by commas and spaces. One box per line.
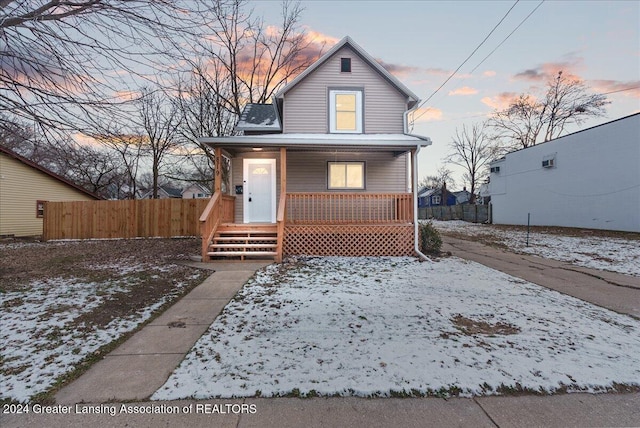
198, 36, 432, 261
0, 145, 101, 237
418, 184, 457, 207
477, 182, 491, 205
139, 185, 182, 199
182, 183, 212, 199
453, 187, 472, 205
489, 113, 640, 233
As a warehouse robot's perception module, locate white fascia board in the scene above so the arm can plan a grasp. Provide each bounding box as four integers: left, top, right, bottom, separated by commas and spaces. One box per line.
199, 133, 432, 149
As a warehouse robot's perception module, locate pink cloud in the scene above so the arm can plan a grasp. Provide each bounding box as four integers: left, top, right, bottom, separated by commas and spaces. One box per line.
483, 70, 496, 77
424, 67, 452, 77
410, 106, 443, 123
448, 86, 478, 96
481, 92, 520, 110
514, 57, 585, 82
375, 59, 420, 77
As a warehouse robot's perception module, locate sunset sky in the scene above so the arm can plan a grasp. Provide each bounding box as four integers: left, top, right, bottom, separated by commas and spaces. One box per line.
253, 0, 640, 188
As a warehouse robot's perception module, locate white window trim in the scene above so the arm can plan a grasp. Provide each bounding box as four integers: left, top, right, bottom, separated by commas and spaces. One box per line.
329, 89, 363, 134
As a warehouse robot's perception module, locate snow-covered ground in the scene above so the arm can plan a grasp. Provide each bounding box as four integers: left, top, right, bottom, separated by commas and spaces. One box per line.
153, 256, 640, 400
431, 220, 640, 277
0, 261, 203, 403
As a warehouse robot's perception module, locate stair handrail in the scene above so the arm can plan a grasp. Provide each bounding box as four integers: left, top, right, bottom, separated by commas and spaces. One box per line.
199, 191, 221, 262
275, 191, 287, 262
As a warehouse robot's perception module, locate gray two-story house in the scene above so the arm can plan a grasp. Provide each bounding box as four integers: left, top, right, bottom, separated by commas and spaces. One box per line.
199, 36, 432, 261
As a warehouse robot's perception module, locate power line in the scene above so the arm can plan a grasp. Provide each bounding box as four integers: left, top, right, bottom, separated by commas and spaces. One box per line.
600, 86, 640, 95
411, 0, 545, 127
410, 1, 521, 125
468, 1, 545, 75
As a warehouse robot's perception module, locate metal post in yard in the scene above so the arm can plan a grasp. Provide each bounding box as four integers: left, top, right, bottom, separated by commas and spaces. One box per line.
526, 213, 531, 247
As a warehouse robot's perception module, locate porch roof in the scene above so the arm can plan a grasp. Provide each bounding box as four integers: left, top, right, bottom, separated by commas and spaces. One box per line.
199, 133, 432, 153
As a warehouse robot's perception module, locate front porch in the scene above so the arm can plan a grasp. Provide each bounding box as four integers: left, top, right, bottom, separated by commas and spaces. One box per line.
199, 145, 421, 262
199, 191, 414, 261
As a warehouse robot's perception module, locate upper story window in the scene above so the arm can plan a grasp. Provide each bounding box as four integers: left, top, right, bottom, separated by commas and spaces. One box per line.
329, 89, 363, 133
340, 57, 351, 72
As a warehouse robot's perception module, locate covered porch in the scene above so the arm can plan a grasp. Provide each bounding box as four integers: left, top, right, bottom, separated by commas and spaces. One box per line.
199, 135, 429, 262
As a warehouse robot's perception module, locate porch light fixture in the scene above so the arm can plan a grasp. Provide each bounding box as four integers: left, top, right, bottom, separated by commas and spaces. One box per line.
252, 147, 263, 151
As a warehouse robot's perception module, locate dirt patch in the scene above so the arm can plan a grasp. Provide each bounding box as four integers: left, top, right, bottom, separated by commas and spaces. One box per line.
0, 238, 201, 291
451, 314, 521, 336
0, 239, 209, 330
1, 238, 211, 403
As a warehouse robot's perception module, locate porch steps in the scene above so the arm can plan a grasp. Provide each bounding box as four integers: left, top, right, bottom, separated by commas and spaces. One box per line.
207, 223, 278, 260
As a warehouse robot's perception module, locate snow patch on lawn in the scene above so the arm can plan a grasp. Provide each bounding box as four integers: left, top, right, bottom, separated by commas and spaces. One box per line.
0, 271, 188, 403
431, 220, 640, 277
153, 257, 640, 400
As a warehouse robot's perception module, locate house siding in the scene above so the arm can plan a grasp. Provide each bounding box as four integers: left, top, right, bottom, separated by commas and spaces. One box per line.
0, 153, 95, 237
287, 151, 408, 192
283, 46, 408, 134
489, 114, 640, 232
229, 150, 408, 223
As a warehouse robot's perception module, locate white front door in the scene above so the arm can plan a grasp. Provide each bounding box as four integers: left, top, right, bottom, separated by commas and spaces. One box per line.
243, 158, 276, 223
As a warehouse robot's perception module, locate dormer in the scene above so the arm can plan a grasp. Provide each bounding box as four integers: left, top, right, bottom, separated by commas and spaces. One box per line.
275, 37, 420, 135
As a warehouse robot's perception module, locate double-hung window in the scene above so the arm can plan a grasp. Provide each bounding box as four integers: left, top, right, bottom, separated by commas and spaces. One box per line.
328, 161, 365, 190
329, 89, 362, 133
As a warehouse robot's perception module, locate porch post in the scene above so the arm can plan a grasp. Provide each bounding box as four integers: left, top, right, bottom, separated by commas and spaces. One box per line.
410, 149, 418, 224
214, 147, 222, 194
276, 147, 287, 262
412, 147, 428, 259
280, 147, 287, 194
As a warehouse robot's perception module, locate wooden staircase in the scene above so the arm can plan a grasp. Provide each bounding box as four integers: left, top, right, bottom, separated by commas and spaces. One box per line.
206, 223, 278, 260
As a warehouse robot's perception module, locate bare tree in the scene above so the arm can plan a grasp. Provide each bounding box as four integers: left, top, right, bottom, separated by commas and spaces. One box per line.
136, 88, 182, 199
93, 132, 146, 199
51, 140, 126, 198
173, 60, 237, 191
419, 166, 456, 191
446, 123, 497, 204
170, 0, 319, 193
0, 1, 214, 135
489, 71, 609, 149
191, 0, 323, 118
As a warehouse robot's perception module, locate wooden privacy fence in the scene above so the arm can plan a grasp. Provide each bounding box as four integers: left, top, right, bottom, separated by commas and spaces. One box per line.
43, 199, 209, 240
419, 204, 489, 223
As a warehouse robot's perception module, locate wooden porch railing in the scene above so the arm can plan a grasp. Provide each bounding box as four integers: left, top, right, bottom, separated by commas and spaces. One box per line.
275, 192, 287, 262
199, 192, 235, 261
286, 192, 413, 224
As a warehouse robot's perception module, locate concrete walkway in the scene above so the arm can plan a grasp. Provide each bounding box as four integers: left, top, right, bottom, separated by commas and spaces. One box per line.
54, 261, 271, 404
3, 394, 640, 427
3, 248, 640, 427
442, 235, 640, 319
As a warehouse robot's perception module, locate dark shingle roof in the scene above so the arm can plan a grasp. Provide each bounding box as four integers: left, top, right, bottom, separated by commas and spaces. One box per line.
236, 104, 282, 133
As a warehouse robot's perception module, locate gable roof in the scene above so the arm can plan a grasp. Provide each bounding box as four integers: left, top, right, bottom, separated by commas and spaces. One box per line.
181, 183, 211, 197
275, 36, 421, 108
0, 145, 102, 199
139, 184, 183, 199
236, 103, 282, 132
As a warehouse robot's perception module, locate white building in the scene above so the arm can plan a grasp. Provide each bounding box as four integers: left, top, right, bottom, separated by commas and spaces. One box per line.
489, 113, 640, 233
